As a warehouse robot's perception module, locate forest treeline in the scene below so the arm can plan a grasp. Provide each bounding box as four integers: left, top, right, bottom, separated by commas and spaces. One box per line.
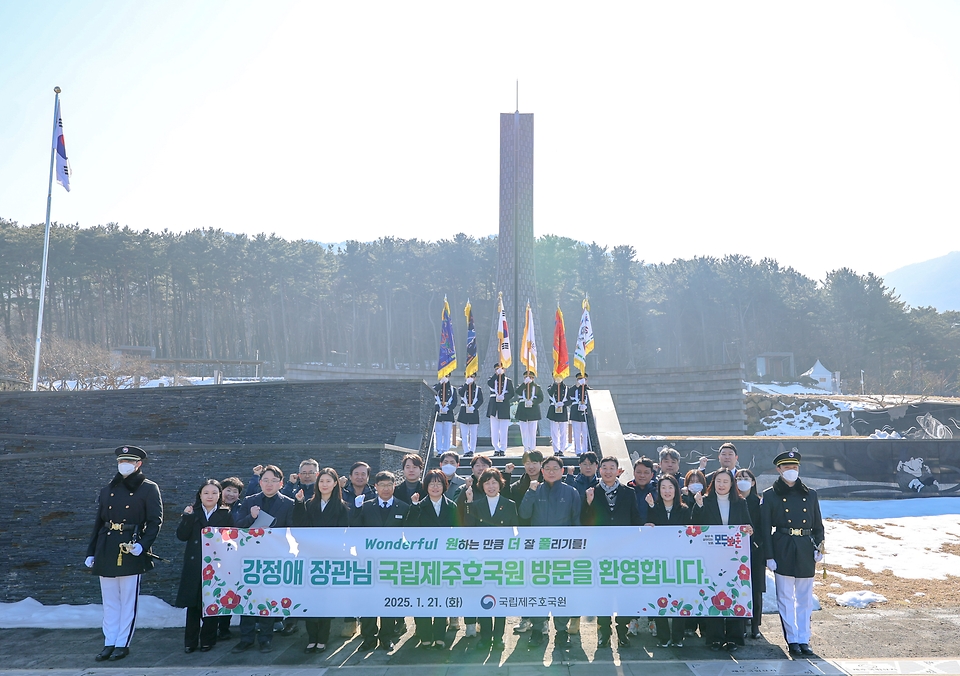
1, 218, 959, 394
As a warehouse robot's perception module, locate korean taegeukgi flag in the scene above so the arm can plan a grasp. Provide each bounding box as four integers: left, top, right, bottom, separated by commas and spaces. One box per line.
54, 97, 71, 191
464, 299, 478, 378
520, 302, 537, 376
553, 305, 570, 381
438, 296, 457, 380
573, 299, 594, 374
496, 293, 512, 369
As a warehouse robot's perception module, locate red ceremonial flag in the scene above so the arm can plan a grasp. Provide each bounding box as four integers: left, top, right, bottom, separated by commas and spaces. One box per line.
553, 305, 570, 380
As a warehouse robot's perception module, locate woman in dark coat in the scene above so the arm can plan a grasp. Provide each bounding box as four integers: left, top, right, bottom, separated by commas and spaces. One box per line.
691, 469, 754, 652
175, 479, 234, 652
736, 468, 766, 639
646, 474, 690, 647
464, 467, 518, 650
293, 467, 350, 654
405, 469, 460, 649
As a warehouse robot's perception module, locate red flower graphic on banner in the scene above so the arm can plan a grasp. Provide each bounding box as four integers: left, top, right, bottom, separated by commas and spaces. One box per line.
205, 603, 220, 616
686, 526, 701, 537
739, 525, 751, 534
270, 600, 277, 607
219, 528, 239, 540
679, 608, 691, 617
711, 591, 733, 611
733, 604, 747, 616
738, 564, 751, 580
249, 528, 265, 537
657, 597, 668, 608
202, 565, 215, 580
671, 600, 679, 607
281, 597, 292, 608
259, 608, 270, 616
220, 590, 241, 609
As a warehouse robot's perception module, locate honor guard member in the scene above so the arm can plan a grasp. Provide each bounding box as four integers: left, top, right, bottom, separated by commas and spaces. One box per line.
486, 362, 515, 456
546, 376, 571, 456
85, 446, 163, 662
457, 375, 484, 457
433, 376, 459, 455
760, 450, 825, 657
516, 370, 544, 453
569, 372, 591, 455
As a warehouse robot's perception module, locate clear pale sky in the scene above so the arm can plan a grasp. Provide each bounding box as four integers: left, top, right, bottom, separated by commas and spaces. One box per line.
2, 1, 959, 281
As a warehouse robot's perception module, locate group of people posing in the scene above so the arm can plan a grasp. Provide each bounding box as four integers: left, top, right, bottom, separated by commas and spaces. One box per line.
434, 365, 593, 457
85, 442, 824, 662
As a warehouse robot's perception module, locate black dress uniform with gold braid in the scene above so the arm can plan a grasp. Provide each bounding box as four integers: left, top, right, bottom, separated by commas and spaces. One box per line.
86, 446, 163, 662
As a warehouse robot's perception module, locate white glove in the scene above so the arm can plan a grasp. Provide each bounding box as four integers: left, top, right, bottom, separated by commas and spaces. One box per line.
84, 556, 95, 568
355, 495, 365, 508
766, 559, 777, 572
814, 550, 823, 563
131, 543, 143, 556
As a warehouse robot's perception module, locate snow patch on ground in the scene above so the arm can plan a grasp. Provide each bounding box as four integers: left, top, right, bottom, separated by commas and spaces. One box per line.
0, 596, 185, 629
753, 401, 843, 436
828, 590, 888, 608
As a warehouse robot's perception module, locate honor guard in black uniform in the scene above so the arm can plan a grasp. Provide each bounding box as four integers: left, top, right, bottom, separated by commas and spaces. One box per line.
457, 376, 484, 457
515, 370, 544, 452
433, 376, 459, 455
85, 446, 163, 662
486, 363, 515, 456
546, 377, 570, 456
569, 372, 591, 455
760, 450, 825, 657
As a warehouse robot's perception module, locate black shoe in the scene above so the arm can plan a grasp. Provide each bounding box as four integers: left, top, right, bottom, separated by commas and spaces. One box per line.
724, 642, 738, 652
597, 632, 611, 648
673, 639, 684, 648
231, 641, 254, 653
555, 630, 570, 648
218, 629, 233, 640
358, 638, 377, 651
304, 643, 318, 653
200, 645, 213, 652
788, 642, 803, 655
184, 646, 196, 653
751, 631, 762, 640
527, 632, 544, 647
379, 638, 395, 651
710, 642, 722, 651
279, 625, 299, 636
616, 633, 631, 647
315, 644, 327, 654
657, 638, 671, 647
554, 450, 564, 456
259, 642, 273, 653
108, 647, 129, 661
800, 643, 814, 655
95, 646, 114, 661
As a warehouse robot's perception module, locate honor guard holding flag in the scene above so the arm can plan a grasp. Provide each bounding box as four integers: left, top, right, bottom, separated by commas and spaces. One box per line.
85, 446, 163, 662
458, 375, 483, 457
760, 450, 825, 657
569, 372, 592, 455
546, 377, 570, 456
433, 376, 459, 454
516, 370, 544, 453
486, 363, 515, 456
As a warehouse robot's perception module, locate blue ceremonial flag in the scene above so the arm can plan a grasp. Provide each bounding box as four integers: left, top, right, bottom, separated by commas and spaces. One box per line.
438, 296, 457, 379
464, 299, 477, 378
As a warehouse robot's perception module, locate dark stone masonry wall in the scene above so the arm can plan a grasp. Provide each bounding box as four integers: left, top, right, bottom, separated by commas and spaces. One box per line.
0, 380, 435, 604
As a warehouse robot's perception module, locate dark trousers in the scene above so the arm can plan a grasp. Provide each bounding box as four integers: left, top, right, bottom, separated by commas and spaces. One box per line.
184, 606, 219, 648
240, 615, 277, 645
531, 615, 568, 636
216, 615, 232, 636
478, 616, 506, 642
705, 617, 745, 646
305, 618, 332, 644
751, 585, 763, 634
360, 616, 400, 639
414, 617, 447, 642
654, 617, 685, 643
598, 615, 630, 639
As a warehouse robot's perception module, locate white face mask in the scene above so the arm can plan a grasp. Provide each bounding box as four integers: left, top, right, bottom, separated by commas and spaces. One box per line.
687, 482, 704, 494
117, 462, 137, 477
737, 480, 753, 493
577, 379, 585, 385
496, 369, 504, 375
441, 463, 457, 477
440, 377, 449, 383
782, 469, 799, 483
465, 377, 474, 384
524, 377, 532, 384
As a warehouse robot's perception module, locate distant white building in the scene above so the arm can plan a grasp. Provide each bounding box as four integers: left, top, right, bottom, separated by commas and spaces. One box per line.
802, 359, 839, 392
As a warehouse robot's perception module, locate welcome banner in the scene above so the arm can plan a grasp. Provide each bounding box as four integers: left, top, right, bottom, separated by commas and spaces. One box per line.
201, 525, 753, 619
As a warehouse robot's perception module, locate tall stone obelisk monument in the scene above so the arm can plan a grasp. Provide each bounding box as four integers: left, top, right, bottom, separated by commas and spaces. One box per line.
485, 109, 542, 383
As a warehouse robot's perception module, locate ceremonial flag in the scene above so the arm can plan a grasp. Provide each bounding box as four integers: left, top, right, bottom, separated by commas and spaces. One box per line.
553, 305, 570, 380
496, 293, 512, 368
437, 296, 457, 379
54, 97, 71, 192
464, 299, 478, 378
520, 301, 537, 376
573, 299, 594, 374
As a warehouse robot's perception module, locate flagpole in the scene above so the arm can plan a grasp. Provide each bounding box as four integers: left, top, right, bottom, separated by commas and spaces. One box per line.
31, 87, 61, 391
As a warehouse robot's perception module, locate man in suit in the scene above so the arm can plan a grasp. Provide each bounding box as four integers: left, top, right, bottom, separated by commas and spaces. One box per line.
583, 456, 643, 648
232, 465, 295, 654
703, 442, 740, 487
85, 446, 163, 662
457, 376, 484, 457
546, 376, 570, 456
486, 362, 515, 456
569, 372, 591, 455
353, 471, 410, 651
